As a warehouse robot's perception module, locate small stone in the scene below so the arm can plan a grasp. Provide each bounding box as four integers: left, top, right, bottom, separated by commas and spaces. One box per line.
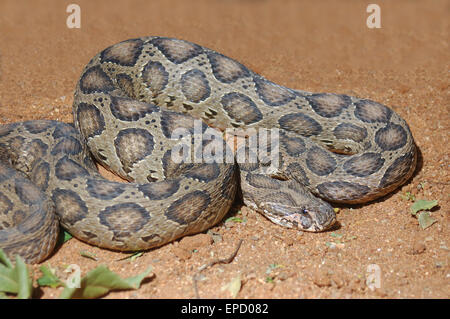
409, 242, 426, 255
172, 246, 192, 260
179, 233, 213, 251
313, 270, 331, 287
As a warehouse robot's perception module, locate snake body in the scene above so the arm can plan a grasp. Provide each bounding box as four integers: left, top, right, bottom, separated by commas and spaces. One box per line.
0, 37, 416, 263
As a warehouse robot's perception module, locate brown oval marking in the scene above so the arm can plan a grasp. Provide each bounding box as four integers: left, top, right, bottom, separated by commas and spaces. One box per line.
52, 188, 88, 225
14, 178, 43, 205
55, 156, 89, 181
306, 93, 351, 118
79, 65, 114, 94
185, 163, 220, 183
254, 76, 295, 106
52, 122, 78, 139
333, 123, 368, 142
151, 37, 203, 64
142, 61, 169, 96
343, 153, 385, 177
180, 69, 210, 103
221, 92, 262, 125
160, 110, 206, 138
110, 96, 159, 122
30, 161, 50, 190
114, 128, 154, 173
99, 203, 150, 239
23, 120, 56, 134
76, 103, 106, 139
245, 173, 281, 189
317, 181, 370, 201
306, 147, 337, 176
100, 38, 143, 66
51, 136, 83, 156
379, 151, 415, 188
278, 113, 322, 137
280, 132, 306, 156
86, 179, 126, 200
354, 100, 392, 123
207, 52, 250, 83
138, 179, 180, 200
375, 123, 408, 151
165, 190, 210, 225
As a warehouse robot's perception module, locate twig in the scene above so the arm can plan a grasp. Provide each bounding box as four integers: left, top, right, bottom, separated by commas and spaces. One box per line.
193, 239, 243, 299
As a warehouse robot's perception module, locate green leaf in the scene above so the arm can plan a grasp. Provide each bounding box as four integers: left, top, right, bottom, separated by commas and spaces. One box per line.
63, 231, 73, 243
59, 265, 152, 299
410, 199, 438, 215
418, 212, 437, 230
37, 265, 64, 288
0, 250, 32, 299
225, 217, 243, 223
80, 250, 98, 261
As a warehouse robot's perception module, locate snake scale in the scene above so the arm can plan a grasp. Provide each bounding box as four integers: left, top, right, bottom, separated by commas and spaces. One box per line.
0, 37, 416, 263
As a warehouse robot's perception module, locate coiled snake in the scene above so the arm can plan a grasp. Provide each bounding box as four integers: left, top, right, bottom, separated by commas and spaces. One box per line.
0, 37, 416, 263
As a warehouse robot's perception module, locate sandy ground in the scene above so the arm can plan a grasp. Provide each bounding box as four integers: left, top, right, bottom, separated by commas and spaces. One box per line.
0, 0, 448, 299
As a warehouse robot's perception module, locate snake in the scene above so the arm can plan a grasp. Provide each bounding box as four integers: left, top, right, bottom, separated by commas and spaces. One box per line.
0, 37, 417, 263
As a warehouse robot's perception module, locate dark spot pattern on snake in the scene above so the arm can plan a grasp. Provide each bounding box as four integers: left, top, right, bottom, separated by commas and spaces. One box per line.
221, 92, 262, 125
254, 76, 295, 106
86, 179, 126, 200
110, 96, 159, 121
306, 147, 337, 176
52, 188, 88, 225
354, 100, 392, 123
142, 61, 169, 96
165, 190, 210, 225
99, 203, 150, 239
79, 65, 114, 94
30, 161, 50, 190
76, 103, 106, 138
246, 173, 281, 189
344, 153, 385, 177
100, 38, 144, 66
55, 156, 89, 181
379, 151, 415, 189
207, 52, 250, 83
317, 181, 370, 201
138, 179, 180, 200
51, 136, 83, 156
278, 113, 322, 137
306, 93, 351, 118
180, 69, 211, 103
333, 123, 368, 142
114, 128, 154, 174
151, 37, 203, 64
375, 123, 408, 151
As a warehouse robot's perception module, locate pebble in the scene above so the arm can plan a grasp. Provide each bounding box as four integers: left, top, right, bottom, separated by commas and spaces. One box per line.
409, 242, 426, 255
313, 270, 332, 287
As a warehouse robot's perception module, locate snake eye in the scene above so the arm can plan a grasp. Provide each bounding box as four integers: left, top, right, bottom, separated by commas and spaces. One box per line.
301, 208, 309, 214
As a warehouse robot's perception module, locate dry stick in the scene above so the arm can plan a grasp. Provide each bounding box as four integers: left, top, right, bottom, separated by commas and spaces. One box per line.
193, 239, 243, 299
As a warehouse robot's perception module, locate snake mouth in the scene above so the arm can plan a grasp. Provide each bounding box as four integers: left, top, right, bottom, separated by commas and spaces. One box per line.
259, 202, 337, 232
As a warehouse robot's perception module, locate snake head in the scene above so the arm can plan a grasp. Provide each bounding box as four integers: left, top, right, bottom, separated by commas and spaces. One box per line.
252, 200, 337, 232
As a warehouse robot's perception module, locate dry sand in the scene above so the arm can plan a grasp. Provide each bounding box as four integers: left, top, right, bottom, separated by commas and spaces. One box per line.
0, 0, 448, 298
